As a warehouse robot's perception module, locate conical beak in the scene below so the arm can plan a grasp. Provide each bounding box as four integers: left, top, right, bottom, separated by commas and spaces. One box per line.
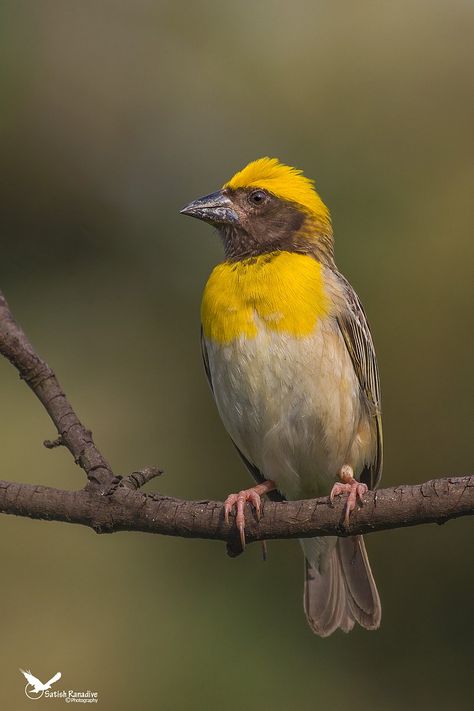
180, 190, 238, 225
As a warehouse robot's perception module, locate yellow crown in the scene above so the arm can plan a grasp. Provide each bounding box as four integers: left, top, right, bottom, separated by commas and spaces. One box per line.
224, 157, 330, 223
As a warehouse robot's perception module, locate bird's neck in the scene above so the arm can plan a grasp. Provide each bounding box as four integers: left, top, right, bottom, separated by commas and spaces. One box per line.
201, 251, 331, 345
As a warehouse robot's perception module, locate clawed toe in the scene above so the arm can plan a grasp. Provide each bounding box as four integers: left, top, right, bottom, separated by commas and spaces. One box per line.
224, 494, 239, 525
224, 489, 262, 549
223, 480, 276, 549
330, 482, 345, 503
329, 477, 368, 526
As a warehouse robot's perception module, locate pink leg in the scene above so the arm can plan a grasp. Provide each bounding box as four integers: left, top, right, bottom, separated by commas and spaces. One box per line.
330, 464, 368, 526
224, 480, 276, 549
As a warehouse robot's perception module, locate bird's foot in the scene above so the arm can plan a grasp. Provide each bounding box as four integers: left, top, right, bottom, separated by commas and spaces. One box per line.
224, 480, 276, 550
330, 465, 368, 526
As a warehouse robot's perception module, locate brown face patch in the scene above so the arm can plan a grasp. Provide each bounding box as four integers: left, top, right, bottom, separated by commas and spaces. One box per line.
218, 187, 332, 262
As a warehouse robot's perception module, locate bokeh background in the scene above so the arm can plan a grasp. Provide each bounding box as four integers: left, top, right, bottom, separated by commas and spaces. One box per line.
1, 1, 473, 709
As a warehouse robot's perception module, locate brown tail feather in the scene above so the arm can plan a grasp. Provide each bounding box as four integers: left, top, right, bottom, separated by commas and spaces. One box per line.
337, 535, 381, 630
302, 535, 381, 636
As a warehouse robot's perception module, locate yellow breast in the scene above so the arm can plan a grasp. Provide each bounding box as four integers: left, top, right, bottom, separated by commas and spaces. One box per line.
201, 251, 329, 344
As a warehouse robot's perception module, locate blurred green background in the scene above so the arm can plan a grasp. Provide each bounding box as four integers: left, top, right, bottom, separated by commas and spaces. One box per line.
0, 1, 473, 709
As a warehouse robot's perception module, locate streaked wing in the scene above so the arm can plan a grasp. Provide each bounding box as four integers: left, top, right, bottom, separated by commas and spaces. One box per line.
334, 273, 383, 489
200, 327, 213, 394
200, 329, 284, 502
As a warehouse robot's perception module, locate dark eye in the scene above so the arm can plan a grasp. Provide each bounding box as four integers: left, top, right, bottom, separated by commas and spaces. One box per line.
248, 189, 267, 206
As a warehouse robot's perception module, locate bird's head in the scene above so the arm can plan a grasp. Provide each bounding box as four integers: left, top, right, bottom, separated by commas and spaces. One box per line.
180, 157, 334, 262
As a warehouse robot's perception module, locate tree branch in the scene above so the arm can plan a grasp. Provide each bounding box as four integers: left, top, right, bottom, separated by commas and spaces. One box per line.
0, 476, 471, 542
0, 291, 115, 492
0, 288, 472, 550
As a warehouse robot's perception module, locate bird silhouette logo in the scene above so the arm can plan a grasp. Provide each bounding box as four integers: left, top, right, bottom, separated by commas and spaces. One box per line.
19, 669, 62, 700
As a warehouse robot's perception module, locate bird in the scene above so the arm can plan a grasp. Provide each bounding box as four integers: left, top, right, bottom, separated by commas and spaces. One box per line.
180, 157, 382, 636
20, 669, 62, 693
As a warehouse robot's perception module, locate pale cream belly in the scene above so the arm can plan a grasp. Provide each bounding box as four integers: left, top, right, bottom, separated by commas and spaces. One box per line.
204, 318, 374, 500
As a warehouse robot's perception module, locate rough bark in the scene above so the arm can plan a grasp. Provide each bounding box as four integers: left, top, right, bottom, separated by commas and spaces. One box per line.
0, 476, 471, 542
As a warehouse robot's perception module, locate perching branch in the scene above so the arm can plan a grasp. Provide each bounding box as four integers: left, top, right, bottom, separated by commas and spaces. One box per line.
0, 289, 472, 551
0, 475, 472, 543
